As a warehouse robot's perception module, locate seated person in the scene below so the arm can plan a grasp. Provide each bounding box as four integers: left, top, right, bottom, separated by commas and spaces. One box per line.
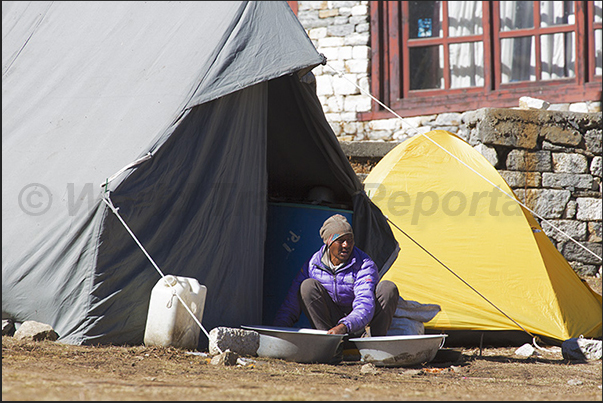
273, 214, 399, 345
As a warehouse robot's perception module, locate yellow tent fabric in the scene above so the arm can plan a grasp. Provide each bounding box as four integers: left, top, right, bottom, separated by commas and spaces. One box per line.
365, 130, 602, 343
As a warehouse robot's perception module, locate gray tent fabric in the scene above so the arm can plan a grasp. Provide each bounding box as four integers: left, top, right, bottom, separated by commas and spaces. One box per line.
2, 1, 398, 348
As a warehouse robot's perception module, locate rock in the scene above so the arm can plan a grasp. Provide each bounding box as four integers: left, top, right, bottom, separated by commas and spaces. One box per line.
210, 349, 240, 366
519, 96, 550, 110
208, 327, 259, 356
2, 319, 15, 336
562, 337, 602, 361
13, 320, 58, 341
515, 343, 535, 357
360, 363, 379, 375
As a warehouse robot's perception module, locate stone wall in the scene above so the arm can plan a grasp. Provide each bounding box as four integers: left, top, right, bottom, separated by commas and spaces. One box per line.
298, 1, 602, 141
298, 1, 602, 276
344, 109, 602, 277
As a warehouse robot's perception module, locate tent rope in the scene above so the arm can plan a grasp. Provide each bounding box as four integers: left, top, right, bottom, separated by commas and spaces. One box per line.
384, 216, 544, 346
101, 192, 220, 353
325, 63, 601, 262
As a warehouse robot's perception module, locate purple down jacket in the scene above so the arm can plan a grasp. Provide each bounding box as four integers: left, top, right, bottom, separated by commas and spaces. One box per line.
272, 245, 378, 334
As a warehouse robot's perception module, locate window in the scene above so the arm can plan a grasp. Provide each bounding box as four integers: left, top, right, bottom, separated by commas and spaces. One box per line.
361, 1, 602, 120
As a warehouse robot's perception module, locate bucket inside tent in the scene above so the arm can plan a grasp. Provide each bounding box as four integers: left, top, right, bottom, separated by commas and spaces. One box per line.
262, 202, 353, 327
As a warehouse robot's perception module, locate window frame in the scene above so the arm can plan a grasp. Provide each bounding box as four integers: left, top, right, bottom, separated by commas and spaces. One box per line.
360, 1, 602, 121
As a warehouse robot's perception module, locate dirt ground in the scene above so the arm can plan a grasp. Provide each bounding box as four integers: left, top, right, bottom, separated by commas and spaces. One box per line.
3, 277, 602, 401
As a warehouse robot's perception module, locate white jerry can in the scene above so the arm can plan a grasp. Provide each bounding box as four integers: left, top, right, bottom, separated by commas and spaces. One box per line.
143, 275, 207, 350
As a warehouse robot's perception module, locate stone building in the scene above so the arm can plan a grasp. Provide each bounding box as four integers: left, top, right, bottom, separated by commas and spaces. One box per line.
295, 1, 602, 276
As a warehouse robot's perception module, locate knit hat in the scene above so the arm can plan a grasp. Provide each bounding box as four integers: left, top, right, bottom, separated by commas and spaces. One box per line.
319, 214, 353, 246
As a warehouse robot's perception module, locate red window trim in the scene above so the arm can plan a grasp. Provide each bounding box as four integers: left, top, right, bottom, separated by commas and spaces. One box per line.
360, 1, 601, 121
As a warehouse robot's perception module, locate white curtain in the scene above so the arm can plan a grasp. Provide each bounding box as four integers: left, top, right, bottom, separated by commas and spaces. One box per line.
540, 1, 575, 80
448, 1, 484, 88
500, 1, 536, 83
595, 1, 602, 76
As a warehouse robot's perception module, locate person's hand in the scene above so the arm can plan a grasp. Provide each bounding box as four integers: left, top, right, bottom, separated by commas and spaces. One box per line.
327, 323, 347, 335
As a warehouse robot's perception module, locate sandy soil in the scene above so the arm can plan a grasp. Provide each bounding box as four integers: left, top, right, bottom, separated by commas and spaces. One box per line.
3, 335, 602, 401
3, 278, 601, 401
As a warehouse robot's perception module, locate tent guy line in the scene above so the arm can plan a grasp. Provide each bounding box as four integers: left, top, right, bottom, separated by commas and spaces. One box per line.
101, 192, 220, 353
385, 215, 556, 351
324, 63, 601, 263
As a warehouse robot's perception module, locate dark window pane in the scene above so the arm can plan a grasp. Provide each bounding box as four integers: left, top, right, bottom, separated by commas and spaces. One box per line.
410, 46, 444, 90
409, 1, 442, 39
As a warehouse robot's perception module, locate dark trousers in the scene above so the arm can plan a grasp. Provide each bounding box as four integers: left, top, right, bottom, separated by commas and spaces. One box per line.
299, 278, 399, 336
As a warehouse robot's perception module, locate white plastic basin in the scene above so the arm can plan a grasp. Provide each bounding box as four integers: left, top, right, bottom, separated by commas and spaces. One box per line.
350, 334, 448, 367
242, 325, 344, 363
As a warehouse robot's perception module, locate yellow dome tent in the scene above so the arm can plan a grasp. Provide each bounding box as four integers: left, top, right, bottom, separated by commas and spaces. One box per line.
365, 130, 601, 344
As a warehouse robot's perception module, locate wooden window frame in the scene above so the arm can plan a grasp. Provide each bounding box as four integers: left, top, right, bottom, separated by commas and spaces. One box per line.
360, 1, 602, 121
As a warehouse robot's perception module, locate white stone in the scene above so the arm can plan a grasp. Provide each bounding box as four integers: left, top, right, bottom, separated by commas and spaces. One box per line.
591, 156, 602, 177
343, 121, 359, 134
547, 103, 570, 111
352, 45, 370, 59
473, 144, 498, 167
320, 46, 340, 61
515, 343, 535, 357
332, 75, 358, 95
343, 32, 369, 46
519, 96, 550, 110
344, 95, 371, 112
315, 75, 334, 96
346, 59, 369, 73
367, 130, 392, 141
208, 327, 259, 356
308, 27, 327, 39
13, 320, 58, 341
368, 118, 400, 131
318, 36, 345, 47
569, 102, 589, 113
326, 95, 344, 113
339, 45, 353, 60
435, 112, 462, 126
552, 153, 588, 173
355, 22, 370, 33
351, 4, 368, 16
576, 197, 602, 221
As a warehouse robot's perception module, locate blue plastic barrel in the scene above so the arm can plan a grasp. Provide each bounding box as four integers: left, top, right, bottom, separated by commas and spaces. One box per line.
262, 202, 353, 328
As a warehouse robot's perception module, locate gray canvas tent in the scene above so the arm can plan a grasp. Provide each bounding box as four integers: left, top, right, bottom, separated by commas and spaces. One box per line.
2, 1, 398, 348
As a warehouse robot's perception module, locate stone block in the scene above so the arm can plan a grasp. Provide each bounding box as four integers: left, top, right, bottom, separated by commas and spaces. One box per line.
552, 153, 588, 173
473, 144, 498, 167
591, 156, 602, 177
506, 150, 552, 172
210, 350, 240, 366
435, 112, 462, 126
576, 197, 602, 221
542, 173, 594, 189
562, 337, 602, 361
540, 219, 587, 243
588, 222, 602, 242
542, 126, 582, 147
519, 96, 550, 110
208, 327, 259, 356
499, 170, 541, 188
476, 108, 540, 149
562, 242, 602, 265
585, 129, 602, 155
514, 189, 571, 219
13, 320, 58, 341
